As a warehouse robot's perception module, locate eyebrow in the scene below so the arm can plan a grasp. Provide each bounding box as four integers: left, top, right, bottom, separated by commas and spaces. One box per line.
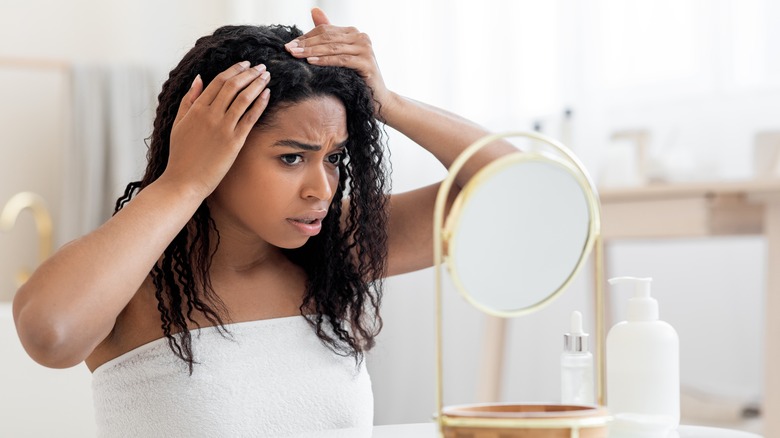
273, 139, 348, 151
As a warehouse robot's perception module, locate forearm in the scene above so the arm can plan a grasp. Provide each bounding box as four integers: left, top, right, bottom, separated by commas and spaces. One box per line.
381, 92, 517, 188
12, 178, 205, 367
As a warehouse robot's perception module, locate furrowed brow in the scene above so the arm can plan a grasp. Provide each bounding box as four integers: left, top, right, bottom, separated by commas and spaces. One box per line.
273, 140, 321, 151
273, 139, 349, 151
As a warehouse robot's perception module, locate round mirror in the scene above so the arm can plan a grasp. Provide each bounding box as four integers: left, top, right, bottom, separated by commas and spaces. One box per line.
443, 142, 598, 317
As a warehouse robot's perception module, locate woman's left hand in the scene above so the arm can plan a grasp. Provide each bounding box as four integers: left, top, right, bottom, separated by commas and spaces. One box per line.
285, 8, 396, 120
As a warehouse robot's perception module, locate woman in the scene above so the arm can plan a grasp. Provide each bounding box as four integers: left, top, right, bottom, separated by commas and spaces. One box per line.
13, 8, 510, 437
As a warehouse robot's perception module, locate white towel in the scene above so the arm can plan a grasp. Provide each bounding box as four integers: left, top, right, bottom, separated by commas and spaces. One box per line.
92, 316, 374, 437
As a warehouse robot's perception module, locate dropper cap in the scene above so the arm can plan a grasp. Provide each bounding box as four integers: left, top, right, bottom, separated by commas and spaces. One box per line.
608, 277, 658, 321
564, 311, 589, 352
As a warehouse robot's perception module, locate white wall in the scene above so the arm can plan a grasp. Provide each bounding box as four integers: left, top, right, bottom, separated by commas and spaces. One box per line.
0, 1, 227, 65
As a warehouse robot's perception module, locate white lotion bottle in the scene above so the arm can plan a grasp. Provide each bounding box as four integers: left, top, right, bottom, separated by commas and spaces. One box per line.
561, 310, 595, 405
607, 277, 680, 427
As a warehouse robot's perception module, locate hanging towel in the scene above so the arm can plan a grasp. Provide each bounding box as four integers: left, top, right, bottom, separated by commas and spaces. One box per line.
92, 316, 374, 437
60, 63, 159, 244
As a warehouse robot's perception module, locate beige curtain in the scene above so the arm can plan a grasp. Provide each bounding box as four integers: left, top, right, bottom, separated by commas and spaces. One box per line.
59, 63, 158, 244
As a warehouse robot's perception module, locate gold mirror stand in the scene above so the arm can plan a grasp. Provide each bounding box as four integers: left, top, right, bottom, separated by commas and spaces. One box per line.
433, 131, 607, 437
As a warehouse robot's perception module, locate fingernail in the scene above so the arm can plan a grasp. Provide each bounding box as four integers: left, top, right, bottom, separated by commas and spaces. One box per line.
260, 71, 270, 81
290, 47, 305, 54
190, 74, 200, 88
239, 60, 250, 68
307, 57, 320, 63
253, 64, 266, 72
286, 40, 299, 49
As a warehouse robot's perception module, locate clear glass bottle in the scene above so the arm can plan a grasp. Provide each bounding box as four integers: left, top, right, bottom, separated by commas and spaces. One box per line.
561, 310, 595, 405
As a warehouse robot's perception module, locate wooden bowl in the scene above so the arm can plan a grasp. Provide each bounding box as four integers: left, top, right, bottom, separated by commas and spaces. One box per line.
440, 403, 611, 438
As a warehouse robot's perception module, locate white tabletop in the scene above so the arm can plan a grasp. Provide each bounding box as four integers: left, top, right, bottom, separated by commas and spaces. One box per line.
291, 423, 763, 438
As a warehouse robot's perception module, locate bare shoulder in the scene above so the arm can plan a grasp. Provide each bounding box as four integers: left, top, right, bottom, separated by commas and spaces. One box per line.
85, 277, 161, 372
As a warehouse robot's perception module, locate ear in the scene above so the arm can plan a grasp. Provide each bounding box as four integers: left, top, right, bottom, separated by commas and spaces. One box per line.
311, 7, 331, 26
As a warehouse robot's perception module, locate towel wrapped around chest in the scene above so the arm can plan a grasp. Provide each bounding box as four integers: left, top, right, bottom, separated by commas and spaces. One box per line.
92, 316, 373, 437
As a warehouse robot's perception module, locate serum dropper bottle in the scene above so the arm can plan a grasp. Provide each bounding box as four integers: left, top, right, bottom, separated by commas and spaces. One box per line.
561, 311, 595, 405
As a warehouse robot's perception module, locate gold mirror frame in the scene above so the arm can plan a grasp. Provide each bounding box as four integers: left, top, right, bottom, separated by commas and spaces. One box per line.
433, 131, 608, 437
444, 151, 596, 317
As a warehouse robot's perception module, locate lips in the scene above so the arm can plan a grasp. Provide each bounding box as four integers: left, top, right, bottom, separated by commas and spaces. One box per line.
287, 211, 327, 236
291, 218, 318, 225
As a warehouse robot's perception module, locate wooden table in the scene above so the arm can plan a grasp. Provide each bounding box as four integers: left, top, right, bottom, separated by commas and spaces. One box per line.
599, 179, 780, 438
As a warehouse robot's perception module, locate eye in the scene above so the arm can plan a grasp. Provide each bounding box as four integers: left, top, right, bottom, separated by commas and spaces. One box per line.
327, 152, 345, 165
280, 154, 303, 165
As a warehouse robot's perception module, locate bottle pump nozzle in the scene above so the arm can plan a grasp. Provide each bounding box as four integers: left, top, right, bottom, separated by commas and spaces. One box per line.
608, 276, 658, 321
564, 311, 589, 352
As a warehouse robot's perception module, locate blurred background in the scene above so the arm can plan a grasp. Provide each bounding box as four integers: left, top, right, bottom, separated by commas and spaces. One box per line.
1, 0, 777, 436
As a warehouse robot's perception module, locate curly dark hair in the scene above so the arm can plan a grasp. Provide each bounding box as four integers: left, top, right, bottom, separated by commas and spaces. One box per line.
114, 24, 389, 372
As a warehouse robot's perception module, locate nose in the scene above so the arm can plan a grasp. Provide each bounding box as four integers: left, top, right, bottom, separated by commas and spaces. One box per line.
301, 163, 335, 201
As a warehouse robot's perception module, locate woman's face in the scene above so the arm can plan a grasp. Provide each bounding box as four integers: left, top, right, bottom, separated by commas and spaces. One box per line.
209, 95, 348, 249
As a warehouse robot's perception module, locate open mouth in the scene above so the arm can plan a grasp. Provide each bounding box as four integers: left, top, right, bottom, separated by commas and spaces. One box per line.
290, 218, 320, 225
287, 217, 324, 237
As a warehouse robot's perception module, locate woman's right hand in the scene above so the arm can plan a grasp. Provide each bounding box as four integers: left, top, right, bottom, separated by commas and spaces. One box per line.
163, 61, 271, 198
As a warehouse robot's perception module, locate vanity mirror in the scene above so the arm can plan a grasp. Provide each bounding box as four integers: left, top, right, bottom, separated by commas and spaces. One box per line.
433, 132, 609, 437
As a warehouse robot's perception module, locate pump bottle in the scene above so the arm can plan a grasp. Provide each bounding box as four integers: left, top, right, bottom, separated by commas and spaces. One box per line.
561, 310, 595, 405
606, 277, 680, 427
